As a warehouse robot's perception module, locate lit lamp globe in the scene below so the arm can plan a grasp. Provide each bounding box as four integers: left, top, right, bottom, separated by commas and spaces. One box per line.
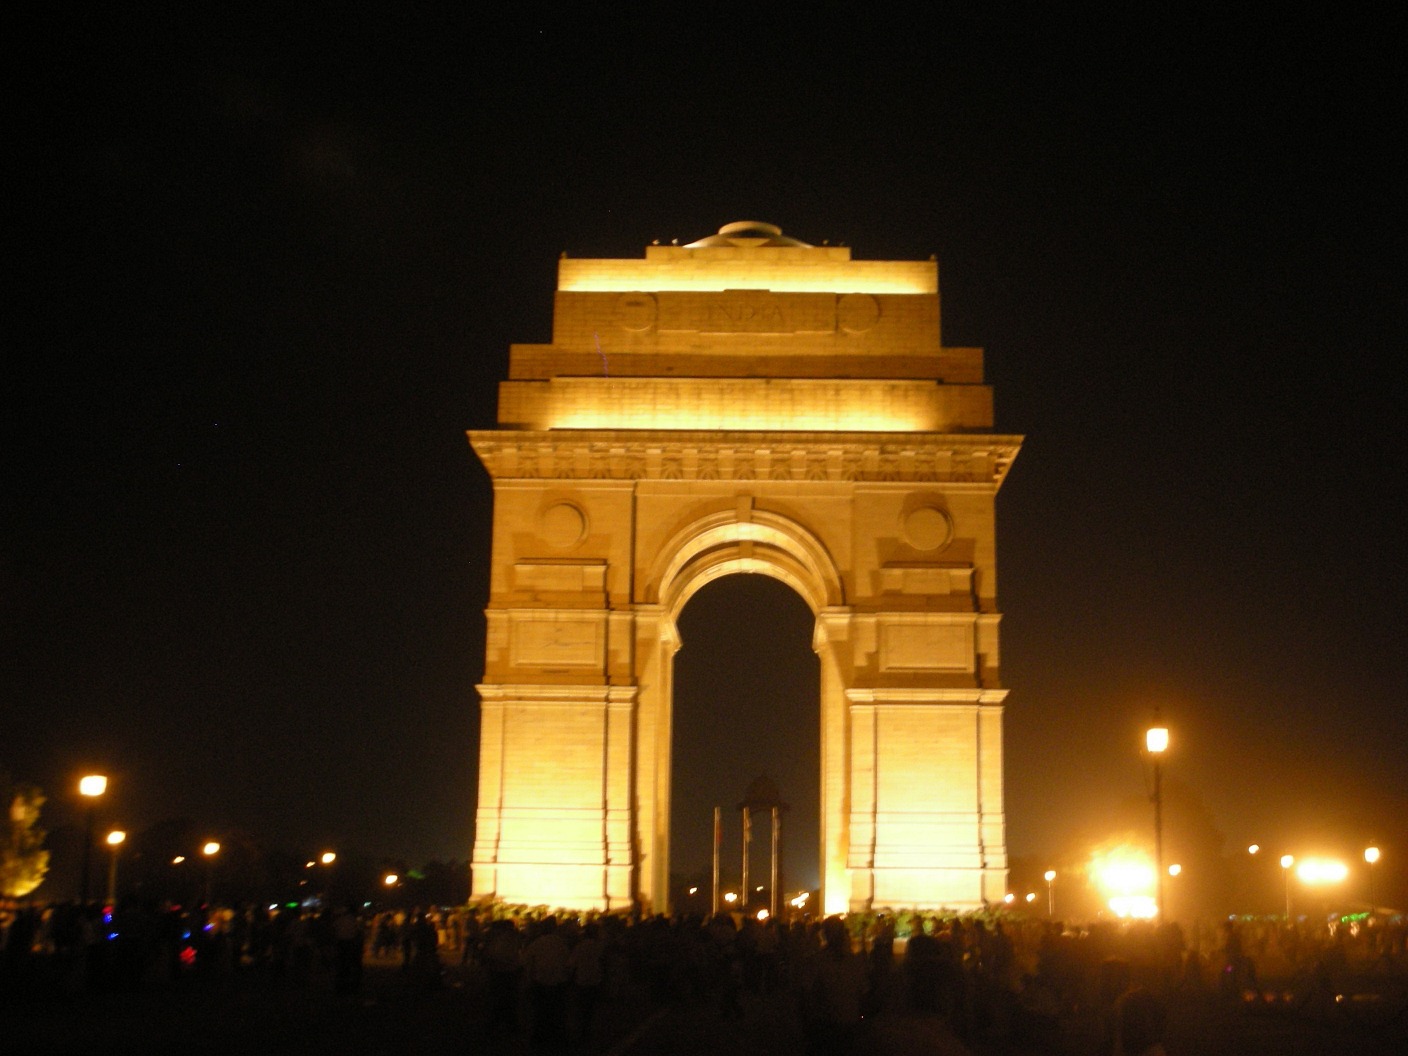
1365, 846, 1381, 909
106, 830, 126, 848
203, 841, 220, 857
80, 775, 109, 798
320, 851, 337, 865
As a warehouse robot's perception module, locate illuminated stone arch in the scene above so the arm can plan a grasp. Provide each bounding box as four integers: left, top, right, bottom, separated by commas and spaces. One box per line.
468, 223, 1021, 913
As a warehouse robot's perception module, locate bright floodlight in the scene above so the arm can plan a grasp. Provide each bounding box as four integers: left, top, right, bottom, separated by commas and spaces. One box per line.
1044, 869, 1056, 882
1168, 863, 1182, 877
1365, 846, 1381, 865
1108, 895, 1158, 919
756, 909, 769, 921
320, 851, 336, 865
723, 891, 737, 904
80, 775, 108, 797
106, 830, 126, 847
1248, 844, 1260, 855
1146, 727, 1169, 754
1280, 854, 1294, 869
1092, 852, 1155, 897
1296, 858, 1348, 884
1025, 892, 1036, 903
202, 841, 220, 857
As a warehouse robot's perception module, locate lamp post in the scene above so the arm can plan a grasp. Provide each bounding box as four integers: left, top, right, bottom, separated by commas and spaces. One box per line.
202, 841, 221, 905
1364, 846, 1380, 911
1044, 870, 1057, 916
1280, 854, 1294, 919
1145, 723, 1169, 922
105, 830, 126, 904
78, 774, 108, 904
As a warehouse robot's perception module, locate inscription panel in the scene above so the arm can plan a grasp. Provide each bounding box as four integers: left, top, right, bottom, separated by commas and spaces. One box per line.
511, 616, 604, 669
880, 620, 975, 672
657, 292, 835, 334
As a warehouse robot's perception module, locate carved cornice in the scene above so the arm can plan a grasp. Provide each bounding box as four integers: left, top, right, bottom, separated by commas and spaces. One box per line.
468, 429, 1022, 488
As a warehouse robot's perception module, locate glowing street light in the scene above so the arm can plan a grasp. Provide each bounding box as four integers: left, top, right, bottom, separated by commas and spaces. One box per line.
1248, 844, 1260, 855
105, 830, 126, 904
1168, 863, 1182, 877
320, 851, 337, 865
723, 891, 737, 905
78, 774, 108, 905
1145, 721, 1169, 921
1280, 855, 1295, 918
1044, 870, 1057, 916
384, 873, 399, 886
1364, 846, 1381, 910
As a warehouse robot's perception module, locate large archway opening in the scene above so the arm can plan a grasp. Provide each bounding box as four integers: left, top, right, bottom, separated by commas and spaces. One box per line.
669, 573, 820, 912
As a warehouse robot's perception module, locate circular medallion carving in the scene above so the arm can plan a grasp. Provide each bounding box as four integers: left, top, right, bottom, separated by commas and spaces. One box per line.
903, 506, 952, 551
540, 502, 586, 549
613, 292, 658, 333
837, 293, 880, 333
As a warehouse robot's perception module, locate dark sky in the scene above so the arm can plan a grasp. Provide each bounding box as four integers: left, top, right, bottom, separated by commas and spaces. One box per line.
8, 11, 1403, 897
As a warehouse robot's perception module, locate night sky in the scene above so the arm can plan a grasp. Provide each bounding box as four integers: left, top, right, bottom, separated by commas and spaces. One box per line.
8, 11, 1403, 901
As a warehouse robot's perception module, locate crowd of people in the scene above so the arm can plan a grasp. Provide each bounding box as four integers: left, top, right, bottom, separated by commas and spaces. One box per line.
3, 898, 1405, 1053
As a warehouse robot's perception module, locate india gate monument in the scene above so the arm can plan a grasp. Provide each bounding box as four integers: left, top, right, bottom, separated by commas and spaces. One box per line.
468, 222, 1021, 914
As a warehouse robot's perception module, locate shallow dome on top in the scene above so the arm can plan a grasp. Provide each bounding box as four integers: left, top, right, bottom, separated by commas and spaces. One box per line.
684, 221, 813, 249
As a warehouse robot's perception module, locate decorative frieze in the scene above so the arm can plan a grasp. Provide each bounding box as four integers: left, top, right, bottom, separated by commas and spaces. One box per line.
471, 430, 1020, 487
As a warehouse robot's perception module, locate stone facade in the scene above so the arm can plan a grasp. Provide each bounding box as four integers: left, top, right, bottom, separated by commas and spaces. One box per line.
469, 222, 1021, 913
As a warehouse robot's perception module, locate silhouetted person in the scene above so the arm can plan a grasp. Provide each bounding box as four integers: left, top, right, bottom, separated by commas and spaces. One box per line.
523, 916, 571, 1049
806, 916, 867, 1056
332, 905, 364, 995
1114, 986, 1167, 1055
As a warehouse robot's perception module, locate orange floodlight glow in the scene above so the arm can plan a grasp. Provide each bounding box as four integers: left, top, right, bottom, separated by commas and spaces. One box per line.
1089, 844, 1157, 917
1108, 895, 1158, 919
1295, 858, 1348, 884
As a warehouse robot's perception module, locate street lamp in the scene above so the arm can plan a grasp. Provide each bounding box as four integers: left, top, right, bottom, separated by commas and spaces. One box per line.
105, 830, 126, 904
202, 841, 220, 905
1145, 723, 1169, 922
78, 774, 108, 904
1365, 846, 1380, 911
1280, 854, 1294, 919
1044, 870, 1057, 916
